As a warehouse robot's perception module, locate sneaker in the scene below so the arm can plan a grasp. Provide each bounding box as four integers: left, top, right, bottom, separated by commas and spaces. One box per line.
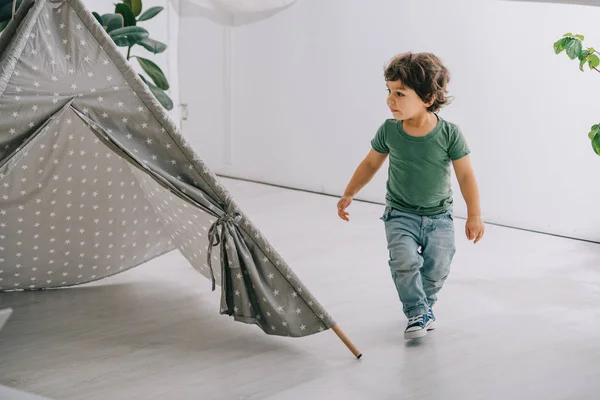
404, 313, 432, 339
427, 307, 436, 331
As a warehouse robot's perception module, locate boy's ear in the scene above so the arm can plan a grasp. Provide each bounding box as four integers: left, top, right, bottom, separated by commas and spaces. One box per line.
424, 94, 436, 107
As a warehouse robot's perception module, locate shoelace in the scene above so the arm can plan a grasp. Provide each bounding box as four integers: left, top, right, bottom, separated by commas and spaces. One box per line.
408, 315, 424, 325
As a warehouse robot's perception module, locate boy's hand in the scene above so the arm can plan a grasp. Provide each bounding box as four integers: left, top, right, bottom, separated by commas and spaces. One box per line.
465, 216, 485, 243
337, 196, 353, 221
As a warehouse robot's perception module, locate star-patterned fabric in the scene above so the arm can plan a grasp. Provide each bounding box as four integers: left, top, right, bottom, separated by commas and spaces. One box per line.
0, 0, 335, 337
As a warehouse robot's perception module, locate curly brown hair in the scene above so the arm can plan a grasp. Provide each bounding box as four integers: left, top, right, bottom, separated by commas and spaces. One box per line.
384, 52, 452, 113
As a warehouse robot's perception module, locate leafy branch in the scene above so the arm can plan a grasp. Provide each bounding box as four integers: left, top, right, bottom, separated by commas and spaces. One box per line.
554, 32, 600, 155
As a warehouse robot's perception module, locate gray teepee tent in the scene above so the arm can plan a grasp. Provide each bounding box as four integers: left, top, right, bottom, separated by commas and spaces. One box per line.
0, 0, 360, 357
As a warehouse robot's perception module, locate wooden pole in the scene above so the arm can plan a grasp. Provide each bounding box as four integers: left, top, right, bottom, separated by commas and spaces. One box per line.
332, 324, 362, 359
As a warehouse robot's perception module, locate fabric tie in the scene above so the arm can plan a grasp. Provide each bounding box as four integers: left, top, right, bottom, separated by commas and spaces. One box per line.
207, 212, 241, 291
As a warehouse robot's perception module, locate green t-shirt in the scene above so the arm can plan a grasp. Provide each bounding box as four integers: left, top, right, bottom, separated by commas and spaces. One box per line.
371, 116, 470, 216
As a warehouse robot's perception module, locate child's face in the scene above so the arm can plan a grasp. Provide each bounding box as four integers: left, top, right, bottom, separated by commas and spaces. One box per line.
386, 80, 430, 120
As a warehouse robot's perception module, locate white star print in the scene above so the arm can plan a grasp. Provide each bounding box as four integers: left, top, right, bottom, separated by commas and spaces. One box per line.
0, 38, 321, 336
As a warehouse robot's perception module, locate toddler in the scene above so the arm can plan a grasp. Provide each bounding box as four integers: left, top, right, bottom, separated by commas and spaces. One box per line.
337, 52, 485, 339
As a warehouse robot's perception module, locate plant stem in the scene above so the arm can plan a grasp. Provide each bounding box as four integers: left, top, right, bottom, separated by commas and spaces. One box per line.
127, 46, 131, 60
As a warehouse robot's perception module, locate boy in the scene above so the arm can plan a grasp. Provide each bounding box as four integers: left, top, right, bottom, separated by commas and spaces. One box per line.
337, 52, 485, 339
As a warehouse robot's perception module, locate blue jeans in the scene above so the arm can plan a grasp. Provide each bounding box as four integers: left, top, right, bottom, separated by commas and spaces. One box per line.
381, 206, 456, 318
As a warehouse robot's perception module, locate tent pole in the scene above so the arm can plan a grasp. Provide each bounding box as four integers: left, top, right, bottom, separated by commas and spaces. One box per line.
331, 324, 362, 359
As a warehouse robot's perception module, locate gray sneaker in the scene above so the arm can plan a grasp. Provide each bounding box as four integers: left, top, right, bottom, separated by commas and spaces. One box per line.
427, 307, 436, 331
404, 313, 433, 339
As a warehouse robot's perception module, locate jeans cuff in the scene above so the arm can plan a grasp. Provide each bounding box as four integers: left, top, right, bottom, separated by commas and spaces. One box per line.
406, 306, 429, 318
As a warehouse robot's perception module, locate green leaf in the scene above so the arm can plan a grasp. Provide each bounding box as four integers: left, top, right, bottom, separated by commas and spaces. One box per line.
553, 39, 563, 54
115, 3, 136, 27
576, 34, 585, 41
554, 37, 571, 54
566, 39, 582, 60
138, 37, 167, 54
0, 0, 21, 20
579, 49, 590, 70
592, 132, 600, 156
102, 13, 124, 32
0, 20, 8, 33
563, 32, 573, 37
589, 54, 600, 69
92, 12, 103, 27
138, 6, 163, 21
139, 74, 173, 110
109, 26, 149, 47
589, 130, 597, 141
136, 57, 169, 90
124, 0, 142, 17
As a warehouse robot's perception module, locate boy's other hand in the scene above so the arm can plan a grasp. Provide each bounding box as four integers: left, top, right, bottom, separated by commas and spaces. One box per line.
337, 196, 353, 221
465, 216, 485, 243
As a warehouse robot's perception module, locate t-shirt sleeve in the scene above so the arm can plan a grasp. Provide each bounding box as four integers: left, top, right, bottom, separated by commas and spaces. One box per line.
448, 126, 470, 160
371, 122, 389, 154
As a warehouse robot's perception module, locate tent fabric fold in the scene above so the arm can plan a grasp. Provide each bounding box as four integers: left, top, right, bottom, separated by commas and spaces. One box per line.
0, 0, 336, 338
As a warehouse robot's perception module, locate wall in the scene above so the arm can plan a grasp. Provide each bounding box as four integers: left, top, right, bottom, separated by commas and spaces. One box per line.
200, 0, 600, 241
506, 0, 600, 5
177, 1, 229, 169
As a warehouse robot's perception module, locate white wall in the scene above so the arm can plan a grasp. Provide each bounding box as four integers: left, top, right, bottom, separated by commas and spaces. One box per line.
191, 0, 600, 241
177, 1, 230, 169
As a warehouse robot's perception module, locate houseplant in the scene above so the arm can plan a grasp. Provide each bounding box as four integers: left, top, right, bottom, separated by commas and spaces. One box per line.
0, 0, 173, 110
554, 33, 600, 155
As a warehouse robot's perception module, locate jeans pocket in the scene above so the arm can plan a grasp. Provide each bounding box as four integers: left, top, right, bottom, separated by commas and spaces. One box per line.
380, 206, 392, 222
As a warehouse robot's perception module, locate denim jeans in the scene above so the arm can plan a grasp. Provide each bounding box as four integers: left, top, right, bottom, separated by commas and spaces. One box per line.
380, 206, 456, 318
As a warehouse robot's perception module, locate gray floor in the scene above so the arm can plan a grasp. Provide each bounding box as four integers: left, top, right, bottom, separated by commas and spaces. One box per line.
1, 178, 600, 400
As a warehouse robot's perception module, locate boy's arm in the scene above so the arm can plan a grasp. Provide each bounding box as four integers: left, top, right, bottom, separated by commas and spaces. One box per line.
343, 149, 388, 197
337, 149, 388, 221
452, 155, 485, 243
